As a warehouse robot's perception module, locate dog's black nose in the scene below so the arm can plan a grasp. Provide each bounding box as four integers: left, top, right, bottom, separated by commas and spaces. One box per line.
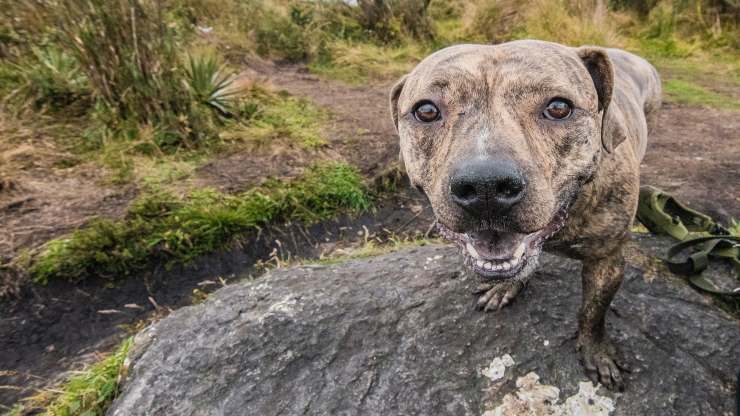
450, 158, 525, 214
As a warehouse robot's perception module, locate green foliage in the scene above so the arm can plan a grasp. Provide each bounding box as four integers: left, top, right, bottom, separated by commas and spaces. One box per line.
30, 163, 371, 283
46, 0, 191, 134
728, 218, 740, 236
44, 338, 133, 416
2, 45, 90, 112
7, 0, 247, 151
275, 162, 371, 222
256, 9, 311, 62
636, 2, 696, 58
184, 55, 241, 117
465, 0, 522, 44
632, 0, 740, 57
518, 0, 621, 46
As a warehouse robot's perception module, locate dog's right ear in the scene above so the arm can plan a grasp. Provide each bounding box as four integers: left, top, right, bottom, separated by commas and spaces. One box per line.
389, 75, 408, 131
577, 47, 626, 154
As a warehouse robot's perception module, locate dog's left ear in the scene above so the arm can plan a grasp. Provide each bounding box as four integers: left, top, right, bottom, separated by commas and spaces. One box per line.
389, 74, 408, 131
577, 47, 627, 153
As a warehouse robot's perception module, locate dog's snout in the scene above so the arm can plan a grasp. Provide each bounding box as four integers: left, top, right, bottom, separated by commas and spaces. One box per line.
450, 158, 525, 215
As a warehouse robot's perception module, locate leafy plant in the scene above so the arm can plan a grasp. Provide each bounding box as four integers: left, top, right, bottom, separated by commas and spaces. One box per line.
184, 55, 241, 117
25, 0, 224, 150
4, 46, 90, 111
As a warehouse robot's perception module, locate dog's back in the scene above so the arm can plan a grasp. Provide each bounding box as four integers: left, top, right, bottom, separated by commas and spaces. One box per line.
606, 48, 662, 161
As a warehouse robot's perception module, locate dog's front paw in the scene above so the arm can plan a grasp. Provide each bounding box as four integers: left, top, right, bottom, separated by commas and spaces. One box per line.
577, 336, 628, 391
472, 280, 524, 312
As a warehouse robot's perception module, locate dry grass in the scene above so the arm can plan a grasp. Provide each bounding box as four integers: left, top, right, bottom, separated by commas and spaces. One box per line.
309, 39, 426, 83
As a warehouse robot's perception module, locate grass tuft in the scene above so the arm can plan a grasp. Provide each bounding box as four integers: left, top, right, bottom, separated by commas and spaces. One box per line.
29, 163, 371, 283
308, 40, 424, 83
229, 87, 329, 148
314, 237, 441, 266
40, 338, 133, 416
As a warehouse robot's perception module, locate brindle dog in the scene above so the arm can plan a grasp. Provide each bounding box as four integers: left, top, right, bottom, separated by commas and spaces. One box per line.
389, 40, 661, 390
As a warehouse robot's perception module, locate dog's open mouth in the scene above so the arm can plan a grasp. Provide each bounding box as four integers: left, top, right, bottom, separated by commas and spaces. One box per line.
438, 206, 569, 280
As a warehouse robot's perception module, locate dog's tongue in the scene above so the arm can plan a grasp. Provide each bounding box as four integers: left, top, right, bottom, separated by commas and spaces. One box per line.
468, 230, 526, 259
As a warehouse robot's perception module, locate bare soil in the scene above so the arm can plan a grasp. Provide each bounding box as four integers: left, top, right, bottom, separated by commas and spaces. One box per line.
0, 63, 738, 410
641, 103, 740, 221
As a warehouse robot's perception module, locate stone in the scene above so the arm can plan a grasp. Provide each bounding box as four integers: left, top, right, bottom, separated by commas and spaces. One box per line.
109, 240, 740, 416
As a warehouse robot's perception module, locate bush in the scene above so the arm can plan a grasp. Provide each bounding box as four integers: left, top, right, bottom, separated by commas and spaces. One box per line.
19, 0, 243, 150
529, 0, 622, 46
466, 0, 522, 44
355, 0, 435, 42
256, 10, 311, 62
3, 45, 91, 112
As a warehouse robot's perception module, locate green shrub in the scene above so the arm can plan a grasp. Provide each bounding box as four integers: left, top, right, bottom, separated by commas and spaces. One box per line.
521, 0, 622, 46
30, 163, 371, 283
637, 2, 695, 57
22, 0, 240, 150
245, 0, 436, 63
355, 0, 435, 42
466, 0, 522, 44
46, 0, 188, 126
2, 45, 91, 112
256, 10, 311, 62
630, 1, 739, 56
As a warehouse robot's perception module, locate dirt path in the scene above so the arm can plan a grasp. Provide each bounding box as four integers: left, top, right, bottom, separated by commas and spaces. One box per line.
1, 64, 738, 410
0, 118, 137, 294
641, 103, 740, 220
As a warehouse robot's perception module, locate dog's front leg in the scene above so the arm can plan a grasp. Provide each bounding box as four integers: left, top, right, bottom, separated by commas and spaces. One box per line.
577, 247, 627, 391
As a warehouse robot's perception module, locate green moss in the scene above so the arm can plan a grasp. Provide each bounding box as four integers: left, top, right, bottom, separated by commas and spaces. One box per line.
30, 163, 371, 283
44, 338, 133, 416
662, 79, 740, 109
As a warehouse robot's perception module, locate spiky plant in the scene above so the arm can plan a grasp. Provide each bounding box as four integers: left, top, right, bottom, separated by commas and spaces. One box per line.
184, 55, 241, 117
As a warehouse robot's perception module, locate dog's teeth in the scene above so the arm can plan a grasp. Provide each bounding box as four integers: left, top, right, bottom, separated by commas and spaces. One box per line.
476, 260, 485, 268
466, 242, 481, 259
513, 242, 526, 259
484, 262, 493, 271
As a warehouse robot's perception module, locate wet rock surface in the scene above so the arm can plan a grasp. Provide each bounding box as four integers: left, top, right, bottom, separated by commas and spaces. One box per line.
109, 240, 739, 416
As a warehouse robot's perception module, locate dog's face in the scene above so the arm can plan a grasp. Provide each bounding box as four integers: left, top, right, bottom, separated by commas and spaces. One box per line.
390, 40, 617, 281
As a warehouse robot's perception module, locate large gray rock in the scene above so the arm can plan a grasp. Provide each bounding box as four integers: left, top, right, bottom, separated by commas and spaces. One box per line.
109, 242, 739, 416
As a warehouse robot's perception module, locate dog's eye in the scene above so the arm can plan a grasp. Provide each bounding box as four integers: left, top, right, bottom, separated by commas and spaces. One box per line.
413, 101, 440, 123
543, 99, 572, 120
